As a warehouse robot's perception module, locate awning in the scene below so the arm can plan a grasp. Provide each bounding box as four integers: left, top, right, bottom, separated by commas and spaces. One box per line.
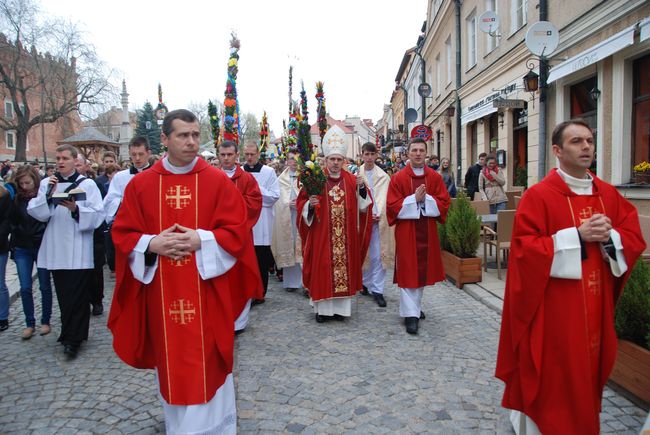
641, 16, 650, 42
461, 103, 497, 126
547, 25, 636, 84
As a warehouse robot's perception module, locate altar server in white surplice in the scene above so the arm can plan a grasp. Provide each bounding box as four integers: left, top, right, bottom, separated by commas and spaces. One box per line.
242, 143, 280, 303
271, 148, 303, 292
28, 144, 104, 358
358, 142, 394, 308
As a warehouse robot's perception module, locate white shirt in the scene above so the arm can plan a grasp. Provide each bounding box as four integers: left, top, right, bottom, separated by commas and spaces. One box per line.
103, 165, 148, 224
28, 174, 105, 270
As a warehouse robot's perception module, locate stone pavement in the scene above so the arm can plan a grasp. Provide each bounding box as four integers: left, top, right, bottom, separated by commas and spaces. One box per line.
0, 268, 646, 433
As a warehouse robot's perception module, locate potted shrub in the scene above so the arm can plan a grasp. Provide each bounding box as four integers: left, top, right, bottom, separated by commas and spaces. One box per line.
439, 191, 482, 288
610, 259, 650, 403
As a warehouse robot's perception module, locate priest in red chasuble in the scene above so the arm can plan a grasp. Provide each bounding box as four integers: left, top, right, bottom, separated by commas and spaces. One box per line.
495, 119, 646, 435
297, 125, 373, 323
386, 137, 450, 335
218, 140, 263, 333
108, 110, 248, 435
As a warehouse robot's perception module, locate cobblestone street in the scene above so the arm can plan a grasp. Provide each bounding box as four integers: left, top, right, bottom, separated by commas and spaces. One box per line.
0, 270, 646, 433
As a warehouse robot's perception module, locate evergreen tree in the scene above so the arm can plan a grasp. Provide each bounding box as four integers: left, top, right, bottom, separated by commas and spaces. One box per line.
135, 102, 162, 154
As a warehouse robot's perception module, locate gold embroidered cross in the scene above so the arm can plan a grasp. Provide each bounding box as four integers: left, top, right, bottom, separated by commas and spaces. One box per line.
328, 185, 344, 202
579, 206, 594, 224
587, 270, 600, 295
168, 256, 191, 267
169, 299, 196, 325
166, 185, 192, 209
328, 132, 345, 146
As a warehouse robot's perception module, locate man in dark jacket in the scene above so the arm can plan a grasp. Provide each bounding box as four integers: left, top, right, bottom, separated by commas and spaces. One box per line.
464, 152, 487, 201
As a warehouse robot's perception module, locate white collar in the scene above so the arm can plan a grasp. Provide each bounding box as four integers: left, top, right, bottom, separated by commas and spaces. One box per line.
557, 167, 593, 194
223, 166, 237, 178
163, 157, 198, 174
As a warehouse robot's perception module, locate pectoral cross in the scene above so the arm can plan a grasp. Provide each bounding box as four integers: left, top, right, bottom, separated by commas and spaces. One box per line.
169, 299, 196, 325
579, 206, 594, 224
587, 270, 600, 295
166, 185, 192, 210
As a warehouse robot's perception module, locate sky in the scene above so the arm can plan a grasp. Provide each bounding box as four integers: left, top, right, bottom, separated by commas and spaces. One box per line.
40, 0, 427, 136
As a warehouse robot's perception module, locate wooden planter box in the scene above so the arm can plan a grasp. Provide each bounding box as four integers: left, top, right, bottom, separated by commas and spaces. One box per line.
609, 339, 650, 404
441, 250, 482, 289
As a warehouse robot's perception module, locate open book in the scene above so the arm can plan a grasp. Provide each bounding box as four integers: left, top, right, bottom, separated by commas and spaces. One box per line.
51, 188, 86, 205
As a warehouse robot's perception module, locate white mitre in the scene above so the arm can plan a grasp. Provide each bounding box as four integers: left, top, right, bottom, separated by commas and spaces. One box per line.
321, 125, 347, 158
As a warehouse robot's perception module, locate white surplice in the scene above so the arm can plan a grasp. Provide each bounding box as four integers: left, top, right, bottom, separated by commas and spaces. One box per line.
28, 174, 104, 270
103, 165, 148, 224
246, 164, 279, 246
129, 157, 237, 435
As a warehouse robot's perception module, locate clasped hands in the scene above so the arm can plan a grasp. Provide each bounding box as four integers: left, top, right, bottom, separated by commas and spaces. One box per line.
577, 213, 612, 243
414, 184, 427, 203
148, 224, 201, 260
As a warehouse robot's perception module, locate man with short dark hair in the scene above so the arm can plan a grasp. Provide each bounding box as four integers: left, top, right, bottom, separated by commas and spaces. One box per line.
109, 109, 248, 434
218, 140, 263, 333
96, 151, 117, 191
387, 138, 450, 334
464, 152, 487, 201
27, 144, 104, 357
242, 142, 280, 304
495, 119, 646, 434
359, 142, 393, 307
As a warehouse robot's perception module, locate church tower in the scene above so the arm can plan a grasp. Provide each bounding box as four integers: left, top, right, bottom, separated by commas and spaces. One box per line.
119, 79, 133, 158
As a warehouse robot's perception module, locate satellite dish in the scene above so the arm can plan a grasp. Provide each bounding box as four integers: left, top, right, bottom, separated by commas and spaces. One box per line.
405, 108, 418, 123
525, 21, 559, 57
478, 11, 499, 34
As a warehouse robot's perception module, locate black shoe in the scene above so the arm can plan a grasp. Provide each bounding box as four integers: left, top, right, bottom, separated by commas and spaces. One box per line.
332, 314, 345, 321
251, 299, 265, 306
302, 289, 310, 298
420, 311, 426, 320
315, 314, 326, 323
284, 287, 297, 292
373, 293, 387, 307
0, 319, 8, 331
405, 317, 419, 335
360, 285, 370, 296
63, 344, 79, 358
92, 303, 104, 316
235, 328, 245, 336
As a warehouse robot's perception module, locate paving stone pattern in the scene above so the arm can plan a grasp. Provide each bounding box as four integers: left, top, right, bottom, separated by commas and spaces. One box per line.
0, 269, 645, 433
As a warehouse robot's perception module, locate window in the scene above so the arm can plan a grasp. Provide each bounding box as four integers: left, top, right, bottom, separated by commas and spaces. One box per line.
632, 54, 650, 177
486, 0, 498, 52
445, 37, 452, 84
436, 54, 441, 96
5, 130, 16, 149
4, 100, 13, 119
570, 76, 598, 174
511, 0, 528, 33
466, 12, 477, 68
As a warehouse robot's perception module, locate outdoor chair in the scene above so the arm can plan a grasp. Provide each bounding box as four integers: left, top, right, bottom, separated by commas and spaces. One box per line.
483, 209, 516, 280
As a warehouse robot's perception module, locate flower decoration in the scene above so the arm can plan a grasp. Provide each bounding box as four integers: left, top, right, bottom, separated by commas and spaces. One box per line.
259, 111, 269, 157
315, 81, 328, 143
223, 32, 240, 143
633, 161, 650, 173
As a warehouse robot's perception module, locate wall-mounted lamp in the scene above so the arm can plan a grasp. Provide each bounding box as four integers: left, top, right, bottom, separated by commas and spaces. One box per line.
589, 87, 601, 102
523, 69, 540, 93
498, 111, 505, 129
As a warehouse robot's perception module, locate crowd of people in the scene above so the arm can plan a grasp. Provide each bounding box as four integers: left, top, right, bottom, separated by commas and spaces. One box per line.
0, 111, 645, 435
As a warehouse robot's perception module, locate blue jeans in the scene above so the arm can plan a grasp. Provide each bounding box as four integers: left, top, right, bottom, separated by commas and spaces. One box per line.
14, 247, 52, 327
490, 201, 507, 214
0, 252, 8, 321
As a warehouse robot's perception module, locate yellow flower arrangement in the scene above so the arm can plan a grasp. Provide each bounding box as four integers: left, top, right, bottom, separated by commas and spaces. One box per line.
633, 161, 650, 173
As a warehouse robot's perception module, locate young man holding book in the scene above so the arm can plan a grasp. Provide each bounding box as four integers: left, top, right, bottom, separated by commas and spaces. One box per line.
27, 144, 104, 358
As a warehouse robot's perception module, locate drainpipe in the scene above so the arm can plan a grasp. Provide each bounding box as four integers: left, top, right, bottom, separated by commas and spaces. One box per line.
538, 0, 548, 181
455, 0, 462, 185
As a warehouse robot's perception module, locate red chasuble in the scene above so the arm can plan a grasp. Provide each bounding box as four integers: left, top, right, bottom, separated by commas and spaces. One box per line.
386, 164, 450, 288
108, 158, 249, 406
227, 166, 264, 313
495, 169, 646, 434
296, 171, 373, 302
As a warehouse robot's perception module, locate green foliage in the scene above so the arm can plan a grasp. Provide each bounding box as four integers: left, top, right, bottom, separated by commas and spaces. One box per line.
135, 102, 162, 154
514, 166, 528, 188
615, 259, 650, 350
442, 191, 481, 258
